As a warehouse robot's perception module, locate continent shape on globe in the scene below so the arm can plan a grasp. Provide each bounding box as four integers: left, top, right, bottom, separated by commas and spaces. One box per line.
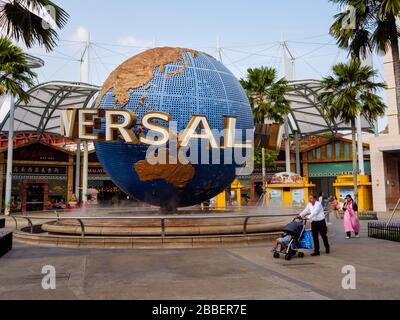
94, 47, 253, 210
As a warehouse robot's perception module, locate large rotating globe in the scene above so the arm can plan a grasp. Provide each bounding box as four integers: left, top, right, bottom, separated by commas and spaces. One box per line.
94, 47, 253, 210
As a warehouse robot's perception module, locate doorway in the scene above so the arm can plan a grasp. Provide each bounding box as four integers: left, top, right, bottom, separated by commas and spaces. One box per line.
311, 177, 336, 199
26, 184, 45, 212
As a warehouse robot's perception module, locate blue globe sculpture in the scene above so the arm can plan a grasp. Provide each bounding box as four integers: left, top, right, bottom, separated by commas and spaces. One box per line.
94, 47, 253, 210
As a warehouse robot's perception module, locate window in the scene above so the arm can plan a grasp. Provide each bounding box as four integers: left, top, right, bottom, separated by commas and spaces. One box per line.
344, 143, 351, 158
316, 148, 321, 160
326, 144, 333, 160
308, 151, 313, 161
335, 142, 341, 159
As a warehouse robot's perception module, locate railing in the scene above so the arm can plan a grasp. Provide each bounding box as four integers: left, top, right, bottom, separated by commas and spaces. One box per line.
368, 222, 400, 243
7, 213, 296, 239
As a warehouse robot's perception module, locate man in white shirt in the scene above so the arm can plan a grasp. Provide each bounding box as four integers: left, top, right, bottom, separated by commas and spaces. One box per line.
298, 195, 330, 256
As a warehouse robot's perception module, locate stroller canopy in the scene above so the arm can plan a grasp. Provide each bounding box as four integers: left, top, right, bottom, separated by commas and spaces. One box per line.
283, 221, 304, 239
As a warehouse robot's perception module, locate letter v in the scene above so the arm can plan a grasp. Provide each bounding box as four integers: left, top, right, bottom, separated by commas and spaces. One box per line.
61, 109, 78, 138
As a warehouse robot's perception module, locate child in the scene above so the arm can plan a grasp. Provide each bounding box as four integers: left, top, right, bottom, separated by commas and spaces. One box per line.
272, 232, 293, 252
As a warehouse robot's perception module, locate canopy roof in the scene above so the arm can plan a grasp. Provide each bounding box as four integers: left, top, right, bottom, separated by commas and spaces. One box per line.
285, 80, 374, 135
0, 81, 100, 136
0, 79, 374, 137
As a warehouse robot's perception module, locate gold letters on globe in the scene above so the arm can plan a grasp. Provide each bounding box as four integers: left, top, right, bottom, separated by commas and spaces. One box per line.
60, 109, 251, 149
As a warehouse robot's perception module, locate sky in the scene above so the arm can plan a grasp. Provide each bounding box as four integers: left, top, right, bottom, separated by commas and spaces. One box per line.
6, 0, 390, 129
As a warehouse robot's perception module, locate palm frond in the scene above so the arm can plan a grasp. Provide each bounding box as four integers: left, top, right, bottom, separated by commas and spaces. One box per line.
0, 37, 37, 103
0, 0, 69, 51
318, 59, 387, 128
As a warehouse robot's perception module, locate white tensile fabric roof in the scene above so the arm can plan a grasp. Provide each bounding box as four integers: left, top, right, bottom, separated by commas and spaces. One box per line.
0, 80, 374, 137
285, 80, 373, 135
0, 81, 100, 135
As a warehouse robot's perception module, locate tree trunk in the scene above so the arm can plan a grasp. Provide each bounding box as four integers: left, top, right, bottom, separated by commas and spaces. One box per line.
388, 15, 400, 132
351, 120, 358, 204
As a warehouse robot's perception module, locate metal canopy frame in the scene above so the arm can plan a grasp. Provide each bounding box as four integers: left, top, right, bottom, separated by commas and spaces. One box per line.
0, 79, 374, 137
0, 81, 100, 136
285, 80, 374, 136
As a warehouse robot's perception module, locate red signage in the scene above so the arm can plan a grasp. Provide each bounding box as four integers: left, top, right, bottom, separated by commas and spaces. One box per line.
11, 143, 69, 162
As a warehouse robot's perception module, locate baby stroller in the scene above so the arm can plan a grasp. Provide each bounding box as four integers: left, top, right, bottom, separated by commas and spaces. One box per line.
273, 217, 313, 261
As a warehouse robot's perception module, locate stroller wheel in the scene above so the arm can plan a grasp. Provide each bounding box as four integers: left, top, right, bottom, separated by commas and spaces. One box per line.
284, 254, 292, 261
298, 252, 305, 258
273, 252, 280, 259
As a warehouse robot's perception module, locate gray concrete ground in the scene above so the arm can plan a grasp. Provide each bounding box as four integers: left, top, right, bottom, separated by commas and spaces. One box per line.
0, 218, 399, 300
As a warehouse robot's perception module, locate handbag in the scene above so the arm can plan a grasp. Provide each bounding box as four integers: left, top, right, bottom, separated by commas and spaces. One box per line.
297, 230, 313, 249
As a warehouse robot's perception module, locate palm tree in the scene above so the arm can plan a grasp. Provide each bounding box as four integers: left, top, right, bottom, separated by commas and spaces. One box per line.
330, 0, 400, 130
240, 67, 291, 204
240, 67, 291, 124
0, 0, 69, 51
318, 60, 387, 202
0, 37, 36, 102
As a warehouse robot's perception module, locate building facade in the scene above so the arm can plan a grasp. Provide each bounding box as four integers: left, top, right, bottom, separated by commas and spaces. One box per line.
0, 141, 130, 213
302, 137, 371, 198
370, 48, 400, 211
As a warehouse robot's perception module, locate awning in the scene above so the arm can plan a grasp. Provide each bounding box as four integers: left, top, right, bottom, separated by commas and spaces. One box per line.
285, 80, 374, 135
0, 81, 100, 136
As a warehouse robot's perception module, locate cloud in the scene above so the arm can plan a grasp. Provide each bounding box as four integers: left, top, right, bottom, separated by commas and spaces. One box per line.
69, 26, 90, 42
117, 36, 153, 48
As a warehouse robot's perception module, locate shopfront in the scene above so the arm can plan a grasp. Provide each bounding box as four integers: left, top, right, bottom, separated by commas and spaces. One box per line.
0, 141, 74, 213
302, 138, 371, 198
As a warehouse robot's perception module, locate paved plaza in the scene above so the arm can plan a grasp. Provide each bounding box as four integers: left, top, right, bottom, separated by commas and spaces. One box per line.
0, 218, 399, 300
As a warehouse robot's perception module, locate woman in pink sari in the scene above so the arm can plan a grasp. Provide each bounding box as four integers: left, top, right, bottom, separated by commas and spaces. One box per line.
343, 195, 360, 239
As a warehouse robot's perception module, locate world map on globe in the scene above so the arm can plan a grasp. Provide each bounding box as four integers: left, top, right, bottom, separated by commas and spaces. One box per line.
94, 47, 253, 210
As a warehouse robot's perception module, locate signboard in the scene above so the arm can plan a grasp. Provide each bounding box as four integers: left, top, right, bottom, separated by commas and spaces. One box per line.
269, 189, 282, 205
338, 188, 354, 202
11, 143, 69, 162
292, 189, 305, 207
88, 167, 107, 176
12, 165, 67, 176
270, 172, 304, 184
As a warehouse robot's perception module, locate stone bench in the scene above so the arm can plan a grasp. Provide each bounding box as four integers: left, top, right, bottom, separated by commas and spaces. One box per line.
0, 231, 12, 258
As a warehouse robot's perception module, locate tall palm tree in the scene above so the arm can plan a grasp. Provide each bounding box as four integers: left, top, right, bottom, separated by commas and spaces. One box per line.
0, 36, 36, 102
318, 60, 387, 202
0, 0, 69, 51
240, 67, 291, 124
240, 67, 291, 204
330, 0, 400, 129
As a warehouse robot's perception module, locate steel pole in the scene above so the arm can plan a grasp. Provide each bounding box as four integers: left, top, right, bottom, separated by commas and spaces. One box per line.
295, 132, 301, 175
4, 96, 15, 216
82, 141, 89, 206
75, 139, 81, 202
284, 116, 291, 173
356, 116, 365, 175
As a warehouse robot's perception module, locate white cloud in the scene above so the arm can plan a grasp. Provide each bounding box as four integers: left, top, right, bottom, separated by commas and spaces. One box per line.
117, 36, 152, 48
69, 26, 90, 43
